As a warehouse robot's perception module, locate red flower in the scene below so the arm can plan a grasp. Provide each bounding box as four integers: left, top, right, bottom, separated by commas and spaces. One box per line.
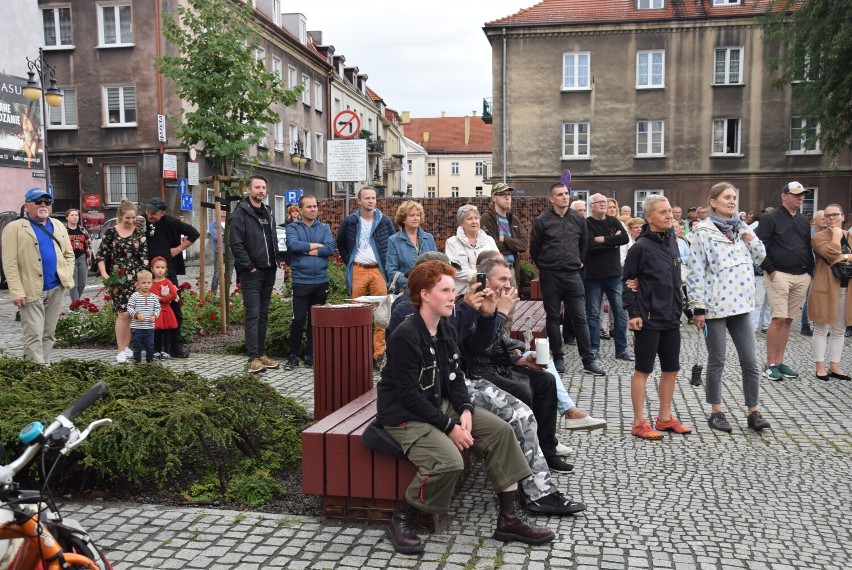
82, 297, 90, 302
89, 307, 99, 313
180, 282, 192, 290
209, 313, 217, 320
118, 269, 126, 276
104, 295, 111, 301
60, 312, 66, 317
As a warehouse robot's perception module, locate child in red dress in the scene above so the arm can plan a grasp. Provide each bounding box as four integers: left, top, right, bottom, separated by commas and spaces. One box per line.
151, 256, 179, 359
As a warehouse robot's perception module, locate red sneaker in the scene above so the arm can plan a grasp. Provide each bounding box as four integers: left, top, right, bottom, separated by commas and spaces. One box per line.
631, 420, 663, 440
655, 416, 692, 434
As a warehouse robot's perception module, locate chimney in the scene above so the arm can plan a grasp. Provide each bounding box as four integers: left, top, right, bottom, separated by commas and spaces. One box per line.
464, 115, 470, 145
441, 111, 446, 118
472, 110, 477, 117
401, 111, 410, 123
423, 132, 430, 143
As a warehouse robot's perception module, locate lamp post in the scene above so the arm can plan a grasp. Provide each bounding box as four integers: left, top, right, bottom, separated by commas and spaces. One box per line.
23, 48, 63, 191
290, 137, 308, 191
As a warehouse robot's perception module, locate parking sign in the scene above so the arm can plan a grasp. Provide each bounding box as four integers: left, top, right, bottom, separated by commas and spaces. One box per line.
180, 193, 193, 211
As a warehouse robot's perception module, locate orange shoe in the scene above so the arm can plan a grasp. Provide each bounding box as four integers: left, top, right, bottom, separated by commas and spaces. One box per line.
631, 420, 663, 440
655, 416, 692, 434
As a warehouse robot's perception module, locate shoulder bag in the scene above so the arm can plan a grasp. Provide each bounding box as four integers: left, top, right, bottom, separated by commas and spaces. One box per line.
373, 272, 400, 329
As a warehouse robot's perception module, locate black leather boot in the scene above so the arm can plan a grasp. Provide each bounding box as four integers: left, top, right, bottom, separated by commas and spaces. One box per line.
493, 490, 556, 545
386, 501, 424, 554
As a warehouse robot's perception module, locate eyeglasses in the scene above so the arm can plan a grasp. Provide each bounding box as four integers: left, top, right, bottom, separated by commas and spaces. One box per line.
30, 199, 52, 206
825, 213, 843, 218
590, 201, 607, 205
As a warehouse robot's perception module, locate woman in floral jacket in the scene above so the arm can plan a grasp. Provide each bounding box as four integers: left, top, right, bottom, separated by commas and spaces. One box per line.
95, 199, 148, 363
687, 183, 770, 433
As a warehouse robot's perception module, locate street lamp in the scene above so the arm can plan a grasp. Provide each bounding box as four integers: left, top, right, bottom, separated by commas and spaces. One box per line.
23, 48, 63, 190
290, 137, 307, 190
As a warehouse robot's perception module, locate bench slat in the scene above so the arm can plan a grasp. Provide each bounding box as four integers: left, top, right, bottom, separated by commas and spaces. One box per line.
326, 404, 379, 497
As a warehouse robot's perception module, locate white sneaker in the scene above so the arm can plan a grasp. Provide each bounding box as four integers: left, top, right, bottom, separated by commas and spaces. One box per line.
563, 415, 608, 431
160, 352, 171, 360
555, 443, 573, 456
153, 352, 162, 360
116, 351, 127, 364
124, 347, 133, 357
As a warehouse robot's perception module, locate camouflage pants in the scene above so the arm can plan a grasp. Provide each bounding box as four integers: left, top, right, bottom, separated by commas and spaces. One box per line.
466, 377, 557, 502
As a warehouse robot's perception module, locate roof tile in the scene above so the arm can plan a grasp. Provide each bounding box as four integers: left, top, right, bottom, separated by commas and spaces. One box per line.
405, 117, 492, 154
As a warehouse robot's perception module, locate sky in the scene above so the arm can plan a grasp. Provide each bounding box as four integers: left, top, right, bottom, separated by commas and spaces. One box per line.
299, 1, 535, 118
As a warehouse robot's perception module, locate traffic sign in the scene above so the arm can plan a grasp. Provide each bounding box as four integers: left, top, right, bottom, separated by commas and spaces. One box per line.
47, 183, 53, 197
163, 153, 177, 179
180, 193, 193, 211
187, 162, 199, 186
177, 178, 188, 195
285, 189, 304, 205
560, 169, 572, 186
333, 110, 360, 139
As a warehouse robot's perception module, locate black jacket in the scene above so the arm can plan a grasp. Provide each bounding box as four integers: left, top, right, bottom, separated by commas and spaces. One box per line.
584, 215, 629, 279
376, 312, 473, 433
229, 199, 280, 273
530, 208, 588, 272
465, 311, 526, 378
622, 225, 683, 331
146, 214, 200, 275
755, 206, 814, 275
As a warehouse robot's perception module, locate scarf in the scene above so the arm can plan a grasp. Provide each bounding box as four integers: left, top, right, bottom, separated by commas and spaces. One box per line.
709, 212, 743, 241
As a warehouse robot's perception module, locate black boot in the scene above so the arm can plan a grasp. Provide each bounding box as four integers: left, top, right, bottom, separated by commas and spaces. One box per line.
386, 501, 424, 554
493, 490, 555, 545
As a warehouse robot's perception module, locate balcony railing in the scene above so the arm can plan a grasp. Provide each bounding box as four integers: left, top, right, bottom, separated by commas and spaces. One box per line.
383, 157, 403, 171
367, 138, 385, 154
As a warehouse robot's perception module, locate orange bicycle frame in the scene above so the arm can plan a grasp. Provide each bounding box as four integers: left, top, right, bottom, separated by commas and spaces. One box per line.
1, 514, 96, 570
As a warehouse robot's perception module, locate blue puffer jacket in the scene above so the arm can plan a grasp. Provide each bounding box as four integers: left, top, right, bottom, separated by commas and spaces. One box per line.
385, 228, 437, 291
285, 219, 336, 285
336, 208, 395, 292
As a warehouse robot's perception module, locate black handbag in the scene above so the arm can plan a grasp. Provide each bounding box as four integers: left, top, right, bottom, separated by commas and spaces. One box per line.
361, 420, 406, 459
831, 262, 852, 280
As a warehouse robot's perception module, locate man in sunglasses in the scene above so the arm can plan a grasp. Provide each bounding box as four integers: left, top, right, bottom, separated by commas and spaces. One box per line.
1, 188, 75, 363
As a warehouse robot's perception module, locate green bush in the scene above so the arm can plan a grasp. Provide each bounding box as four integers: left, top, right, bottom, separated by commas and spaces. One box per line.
55, 299, 117, 346
518, 259, 538, 285
0, 356, 312, 505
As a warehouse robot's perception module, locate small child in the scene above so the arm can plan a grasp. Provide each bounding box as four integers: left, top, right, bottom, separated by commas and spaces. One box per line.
150, 256, 179, 359
127, 269, 160, 363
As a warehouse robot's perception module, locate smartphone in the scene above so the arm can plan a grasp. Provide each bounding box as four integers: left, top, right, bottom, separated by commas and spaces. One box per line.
475, 272, 487, 291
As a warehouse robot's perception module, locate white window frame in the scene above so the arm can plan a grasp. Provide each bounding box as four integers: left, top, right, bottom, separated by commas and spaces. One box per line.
48, 89, 77, 129
562, 52, 591, 91
475, 186, 483, 198
288, 66, 297, 89
427, 186, 436, 198
275, 195, 286, 222
105, 164, 138, 204
451, 162, 459, 175
788, 117, 821, 155
301, 74, 310, 106
562, 122, 591, 159
271, 57, 282, 79
271, 0, 282, 26
255, 47, 265, 66
97, 2, 133, 48
801, 187, 818, 217
314, 82, 323, 112
451, 187, 459, 198
475, 161, 484, 176
407, 160, 413, 174
634, 190, 664, 218
42, 6, 74, 49
714, 47, 743, 85
427, 163, 436, 176
572, 190, 589, 206
636, 120, 665, 157
315, 133, 324, 163
636, 50, 665, 89
289, 124, 298, 151
711, 118, 741, 156
302, 129, 312, 159
713, 0, 740, 5
102, 85, 137, 127
274, 121, 285, 153
637, 0, 664, 8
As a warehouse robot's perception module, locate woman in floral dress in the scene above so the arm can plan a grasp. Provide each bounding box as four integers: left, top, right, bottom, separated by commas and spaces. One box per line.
95, 199, 148, 363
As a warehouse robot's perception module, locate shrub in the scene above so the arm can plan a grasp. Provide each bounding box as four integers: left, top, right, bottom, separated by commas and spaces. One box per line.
54, 298, 117, 346
518, 259, 538, 285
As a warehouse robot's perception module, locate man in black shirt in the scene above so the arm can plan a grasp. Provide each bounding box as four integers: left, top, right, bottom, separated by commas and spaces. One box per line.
584, 193, 631, 361
145, 196, 200, 358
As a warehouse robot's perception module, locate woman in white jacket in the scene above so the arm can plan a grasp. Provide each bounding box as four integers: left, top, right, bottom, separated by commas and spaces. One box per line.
687, 182, 770, 433
445, 204, 498, 294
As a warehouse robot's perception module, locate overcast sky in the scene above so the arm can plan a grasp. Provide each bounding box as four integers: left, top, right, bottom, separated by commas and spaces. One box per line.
300, 1, 533, 118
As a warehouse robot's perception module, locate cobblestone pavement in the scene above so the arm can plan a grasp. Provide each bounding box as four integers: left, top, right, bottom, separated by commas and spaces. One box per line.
1, 276, 851, 569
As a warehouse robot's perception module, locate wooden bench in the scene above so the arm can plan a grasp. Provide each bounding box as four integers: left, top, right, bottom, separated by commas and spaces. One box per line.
509, 300, 547, 350
530, 278, 542, 300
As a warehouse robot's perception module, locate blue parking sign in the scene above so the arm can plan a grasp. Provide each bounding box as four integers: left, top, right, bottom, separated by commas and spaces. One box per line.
178, 178, 188, 194
285, 190, 298, 204
180, 193, 193, 211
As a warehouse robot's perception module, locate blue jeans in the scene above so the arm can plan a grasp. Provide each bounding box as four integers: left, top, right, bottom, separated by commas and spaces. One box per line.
132, 328, 155, 362
584, 276, 628, 356
523, 351, 576, 416
240, 267, 277, 359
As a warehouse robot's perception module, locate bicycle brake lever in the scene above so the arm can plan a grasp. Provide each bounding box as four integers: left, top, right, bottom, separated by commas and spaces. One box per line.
60, 419, 112, 456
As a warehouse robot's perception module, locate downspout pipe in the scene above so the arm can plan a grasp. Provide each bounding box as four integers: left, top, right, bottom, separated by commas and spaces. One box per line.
502, 28, 507, 184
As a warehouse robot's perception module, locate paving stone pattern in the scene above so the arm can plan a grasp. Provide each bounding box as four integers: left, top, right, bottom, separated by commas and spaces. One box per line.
1, 275, 850, 569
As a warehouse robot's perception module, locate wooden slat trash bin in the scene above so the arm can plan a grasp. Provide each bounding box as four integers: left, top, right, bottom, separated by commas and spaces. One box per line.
311, 303, 374, 421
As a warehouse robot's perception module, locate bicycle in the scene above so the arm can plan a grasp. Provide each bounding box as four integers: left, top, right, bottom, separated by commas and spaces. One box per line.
0, 382, 114, 570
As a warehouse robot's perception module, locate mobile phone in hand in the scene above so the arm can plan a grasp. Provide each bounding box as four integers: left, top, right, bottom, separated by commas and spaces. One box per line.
476, 272, 487, 291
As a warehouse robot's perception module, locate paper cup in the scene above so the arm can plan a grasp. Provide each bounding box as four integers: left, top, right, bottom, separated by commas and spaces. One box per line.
534, 338, 550, 365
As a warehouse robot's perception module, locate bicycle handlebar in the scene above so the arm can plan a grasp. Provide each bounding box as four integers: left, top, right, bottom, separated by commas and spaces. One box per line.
61, 382, 109, 421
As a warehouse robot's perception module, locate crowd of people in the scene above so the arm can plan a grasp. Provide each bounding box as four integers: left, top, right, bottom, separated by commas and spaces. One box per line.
4, 178, 850, 554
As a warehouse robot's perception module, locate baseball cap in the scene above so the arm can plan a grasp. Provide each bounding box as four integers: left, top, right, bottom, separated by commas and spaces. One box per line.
491, 183, 515, 196
782, 181, 808, 195
24, 188, 51, 203
146, 197, 167, 211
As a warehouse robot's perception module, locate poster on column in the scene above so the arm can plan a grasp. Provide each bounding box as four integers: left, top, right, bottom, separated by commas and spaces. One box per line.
0, 73, 44, 170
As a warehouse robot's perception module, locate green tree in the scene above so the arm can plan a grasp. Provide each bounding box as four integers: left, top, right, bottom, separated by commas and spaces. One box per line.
155, 0, 302, 176
762, 1, 852, 157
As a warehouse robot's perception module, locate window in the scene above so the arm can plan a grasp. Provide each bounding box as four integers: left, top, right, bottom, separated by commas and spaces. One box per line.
636, 120, 664, 156
475, 161, 484, 176
572, 190, 589, 205
712, 118, 741, 155
303, 129, 311, 159
789, 117, 820, 154
315, 82, 323, 112
288, 66, 297, 89
255, 47, 265, 66
272, 57, 282, 78
275, 195, 285, 222
427, 162, 436, 176
427, 186, 436, 198
43, 6, 73, 48
315, 133, 324, 163
562, 52, 590, 90
636, 50, 665, 88
302, 74, 310, 106
271, 0, 281, 26
637, 0, 664, 7
103, 86, 136, 126
713, 0, 740, 5
451, 187, 459, 198
562, 122, 590, 158
451, 162, 459, 175
97, 3, 132, 47
48, 89, 77, 129
105, 164, 138, 204
714, 47, 743, 85
274, 121, 284, 152
634, 190, 664, 217
801, 187, 818, 216
475, 186, 483, 198
289, 124, 298, 150
407, 160, 413, 174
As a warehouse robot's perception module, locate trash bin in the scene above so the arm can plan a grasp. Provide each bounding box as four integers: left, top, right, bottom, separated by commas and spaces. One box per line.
311, 303, 374, 421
